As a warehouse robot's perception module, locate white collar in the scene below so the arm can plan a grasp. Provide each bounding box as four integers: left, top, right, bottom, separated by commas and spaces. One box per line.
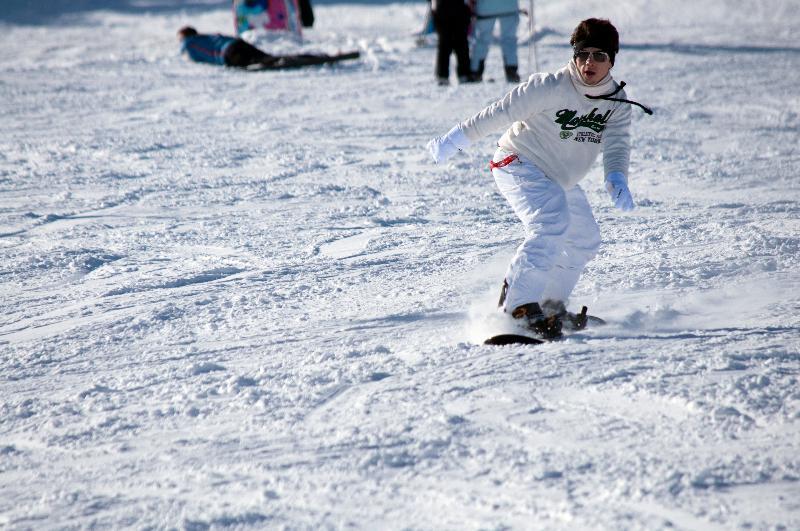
567, 59, 616, 98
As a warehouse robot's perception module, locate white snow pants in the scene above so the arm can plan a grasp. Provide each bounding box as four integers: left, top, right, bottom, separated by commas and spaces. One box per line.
491, 149, 602, 312
470, 13, 520, 71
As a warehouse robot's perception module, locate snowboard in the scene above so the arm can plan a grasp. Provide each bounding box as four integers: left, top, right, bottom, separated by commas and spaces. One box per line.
484, 306, 606, 346
484, 333, 546, 346
244, 51, 360, 71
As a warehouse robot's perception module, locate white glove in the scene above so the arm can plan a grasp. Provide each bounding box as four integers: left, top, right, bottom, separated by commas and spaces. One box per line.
605, 172, 635, 211
426, 124, 470, 164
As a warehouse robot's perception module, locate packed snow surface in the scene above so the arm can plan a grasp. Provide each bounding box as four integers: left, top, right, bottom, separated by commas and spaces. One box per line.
1, 0, 799, 528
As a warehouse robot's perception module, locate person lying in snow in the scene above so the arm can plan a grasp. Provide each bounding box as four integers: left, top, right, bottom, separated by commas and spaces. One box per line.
177, 26, 358, 70
427, 18, 652, 339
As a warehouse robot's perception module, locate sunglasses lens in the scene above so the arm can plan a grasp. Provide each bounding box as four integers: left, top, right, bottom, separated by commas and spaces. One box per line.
575, 51, 609, 63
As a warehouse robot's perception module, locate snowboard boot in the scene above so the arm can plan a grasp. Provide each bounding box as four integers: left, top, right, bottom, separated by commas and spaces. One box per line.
541, 299, 567, 317
511, 302, 563, 339
505, 65, 521, 83
542, 299, 589, 330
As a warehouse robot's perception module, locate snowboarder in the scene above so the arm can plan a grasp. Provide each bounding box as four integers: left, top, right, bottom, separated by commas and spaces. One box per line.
177, 26, 358, 70
427, 18, 651, 338
470, 0, 521, 83
429, 0, 474, 85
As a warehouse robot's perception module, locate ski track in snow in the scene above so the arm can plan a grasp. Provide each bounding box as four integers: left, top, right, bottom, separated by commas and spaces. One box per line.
1, 0, 799, 529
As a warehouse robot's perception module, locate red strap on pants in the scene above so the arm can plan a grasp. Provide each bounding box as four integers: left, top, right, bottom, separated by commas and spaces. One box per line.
489, 154, 518, 170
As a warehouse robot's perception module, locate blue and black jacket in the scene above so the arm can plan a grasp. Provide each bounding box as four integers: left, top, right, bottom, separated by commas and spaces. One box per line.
180, 34, 237, 65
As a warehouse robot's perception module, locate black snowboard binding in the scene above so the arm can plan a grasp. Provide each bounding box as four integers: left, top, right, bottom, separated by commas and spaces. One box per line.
511, 302, 563, 340
541, 299, 591, 330
487, 285, 601, 346
498, 281, 562, 339
567, 306, 589, 330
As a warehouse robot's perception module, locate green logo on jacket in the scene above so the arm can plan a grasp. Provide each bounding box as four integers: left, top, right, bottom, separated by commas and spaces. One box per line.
554, 107, 613, 133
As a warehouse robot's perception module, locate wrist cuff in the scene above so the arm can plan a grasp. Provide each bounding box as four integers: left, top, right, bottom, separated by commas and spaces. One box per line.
605, 171, 627, 185
447, 124, 471, 151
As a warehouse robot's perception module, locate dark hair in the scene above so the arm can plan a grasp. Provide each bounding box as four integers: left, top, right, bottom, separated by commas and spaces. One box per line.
177, 26, 198, 39
570, 18, 619, 64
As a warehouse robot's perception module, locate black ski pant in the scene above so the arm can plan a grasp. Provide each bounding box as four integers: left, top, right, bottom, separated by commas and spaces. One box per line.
433, 17, 470, 79
223, 39, 346, 70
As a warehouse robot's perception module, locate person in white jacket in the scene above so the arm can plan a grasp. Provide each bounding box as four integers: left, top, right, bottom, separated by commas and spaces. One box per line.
427, 18, 651, 338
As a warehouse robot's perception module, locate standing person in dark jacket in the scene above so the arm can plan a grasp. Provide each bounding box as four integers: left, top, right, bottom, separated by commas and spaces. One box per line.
177, 27, 358, 70
430, 0, 473, 85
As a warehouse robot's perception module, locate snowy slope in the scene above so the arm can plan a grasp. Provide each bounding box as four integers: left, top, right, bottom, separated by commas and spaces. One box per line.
1, 0, 799, 528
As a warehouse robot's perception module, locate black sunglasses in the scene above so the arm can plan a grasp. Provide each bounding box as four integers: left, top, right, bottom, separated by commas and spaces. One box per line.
574, 50, 610, 63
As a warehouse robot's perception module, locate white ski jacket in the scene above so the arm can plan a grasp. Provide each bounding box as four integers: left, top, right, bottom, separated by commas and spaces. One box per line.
461, 60, 632, 189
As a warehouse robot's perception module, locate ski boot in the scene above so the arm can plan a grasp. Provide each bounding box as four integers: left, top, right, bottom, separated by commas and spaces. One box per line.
511, 302, 563, 340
